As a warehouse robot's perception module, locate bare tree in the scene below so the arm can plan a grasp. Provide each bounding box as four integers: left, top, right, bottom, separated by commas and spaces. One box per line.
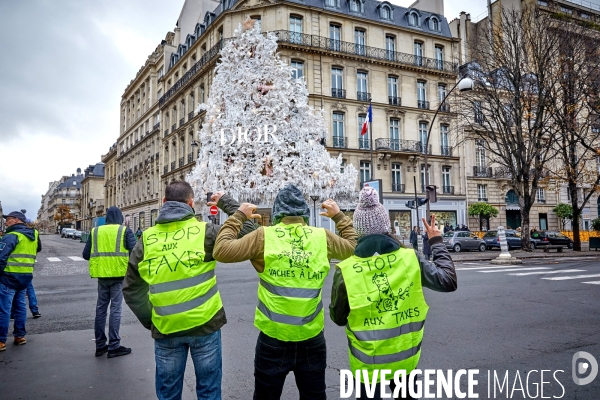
458, 6, 560, 249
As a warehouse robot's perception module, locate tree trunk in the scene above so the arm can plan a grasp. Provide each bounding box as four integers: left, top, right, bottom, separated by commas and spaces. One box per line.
569, 182, 581, 251
520, 194, 533, 250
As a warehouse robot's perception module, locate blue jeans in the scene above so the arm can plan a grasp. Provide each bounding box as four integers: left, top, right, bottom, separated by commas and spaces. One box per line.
95, 279, 123, 351
0, 283, 26, 343
11, 281, 38, 316
154, 330, 222, 400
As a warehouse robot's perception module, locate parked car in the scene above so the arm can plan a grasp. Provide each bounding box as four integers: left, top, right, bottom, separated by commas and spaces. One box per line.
531, 231, 574, 249
483, 230, 548, 250
61, 228, 75, 238
72, 230, 82, 240
443, 231, 487, 252
63, 228, 76, 238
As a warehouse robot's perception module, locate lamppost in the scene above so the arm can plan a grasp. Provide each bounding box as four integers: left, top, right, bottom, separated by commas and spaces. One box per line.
423, 76, 474, 221
310, 196, 320, 227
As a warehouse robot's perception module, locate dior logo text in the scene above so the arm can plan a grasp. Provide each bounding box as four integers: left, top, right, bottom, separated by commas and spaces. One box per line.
219, 125, 279, 146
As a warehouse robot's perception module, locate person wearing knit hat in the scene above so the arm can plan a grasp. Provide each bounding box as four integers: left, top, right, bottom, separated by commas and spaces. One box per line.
213, 184, 357, 399
329, 187, 457, 399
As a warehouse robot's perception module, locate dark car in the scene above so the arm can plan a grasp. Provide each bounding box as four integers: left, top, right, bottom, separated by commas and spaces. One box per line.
531, 231, 574, 249
443, 231, 487, 253
483, 230, 548, 250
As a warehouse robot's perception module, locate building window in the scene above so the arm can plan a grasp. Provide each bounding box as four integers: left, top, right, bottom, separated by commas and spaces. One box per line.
440, 124, 450, 155
200, 85, 205, 103
409, 12, 419, 26
360, 161, 371, 183
419, 122, 428, 153
437, 84, 446, 104
560, 6, 572, 14
420, 165, 430, 191
333, 112, 345, 147
388, 76, 399, 105
325, 0, 340, 7
475, 139, 486, 167
340, 159, 346, 173
417, 81, 427, 109
290, 16, 302, 43
474, 101, 483, 124
291, 60, 304, 79
414, 41, 423, 66
354, 29, 365, 55
442, 166, 451, 192
385, 35, 395, 61
430, 17, 440, 31
537, 0, 548, 5
350, 0, 362, 13
358, 114, 369, 148
332, 67, 344, 97
380, 5, 391, 20
392, 163, 402, 192
537, 187, 546, 203
435, 46, 444, 70
252, 16, 261, 31
357, 71, 368, 101
477, 184, 488, 201
581, 12, 590, 19
330, 24, 341, 51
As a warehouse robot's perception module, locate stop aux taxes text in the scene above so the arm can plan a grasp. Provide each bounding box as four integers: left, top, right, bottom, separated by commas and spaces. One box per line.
350, 253, 398, 273
142, 225, 206, 275
273, 225, 314, 239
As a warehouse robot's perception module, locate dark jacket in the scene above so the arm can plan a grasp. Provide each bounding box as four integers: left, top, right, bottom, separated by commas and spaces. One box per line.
0, 224, 42, 290
409, 229, 418, 245
422, 232, 431, 256
123, 195, 259, 339
82, 206, 137, 261
329, 233, 457, 326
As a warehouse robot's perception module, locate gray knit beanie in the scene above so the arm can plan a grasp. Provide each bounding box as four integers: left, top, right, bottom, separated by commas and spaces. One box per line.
272, 184, 310, 225
353, 187, 390, 237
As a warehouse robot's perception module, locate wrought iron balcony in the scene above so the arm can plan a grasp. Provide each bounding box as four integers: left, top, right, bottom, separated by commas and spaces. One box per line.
171, 161, 175, 171
494, 167, 512, 179
164, 129, 169, 137
171, 124, 176, 132
153, 122, 160, 131
442, 186, 454, 194
188, 111, 194, 121
538, 198, 546, 204
358, 138, 370, 149
188, 152, 193, 163
357, 91, 370, 102
179, 118, 184, 127
473, 166, 493, 177
179, 157, 184, 168
439, 103, 451, 113
332, 88, 346, 99
392, 183, 405, 193
417, 100, 430, 110
440, 146, 453, 156
478, 197, 488, 202
164, 165, 168, 174
375, 138, 423, 153
388, 96, 401, 106
332, 136, 346, 148
419, 143, 432, 154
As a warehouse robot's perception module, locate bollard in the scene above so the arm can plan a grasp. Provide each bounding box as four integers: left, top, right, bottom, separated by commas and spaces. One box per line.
497, 226, 512, 259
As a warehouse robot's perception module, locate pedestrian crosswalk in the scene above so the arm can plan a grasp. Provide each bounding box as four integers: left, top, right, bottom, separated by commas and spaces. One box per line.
44, 256, 86, 262
457, 261, 600, 286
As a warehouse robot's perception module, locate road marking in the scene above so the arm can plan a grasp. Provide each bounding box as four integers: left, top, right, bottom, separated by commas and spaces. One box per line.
47, 257, 61, 262
543, 274, 600, 281
457, 265, 537, 271
462, 263, 485, 266
480, 267, 552, 273
68, 256, 84, 261
582, 281, 600, 285
508, 269, 586, 276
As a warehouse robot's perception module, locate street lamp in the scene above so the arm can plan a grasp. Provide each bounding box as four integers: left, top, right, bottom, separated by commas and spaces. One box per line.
310, 196, 320, 227
423, 76, 474, 222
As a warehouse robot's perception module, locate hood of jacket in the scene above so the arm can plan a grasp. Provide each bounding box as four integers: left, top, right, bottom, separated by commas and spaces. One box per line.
272, 184, 310, 225
156, 201, 195, 224
7, 223, 36, 241
106, 206, 124, 225
354, 233, 402, 258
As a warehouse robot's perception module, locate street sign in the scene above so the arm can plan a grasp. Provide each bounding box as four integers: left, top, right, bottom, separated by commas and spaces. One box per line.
210, 206, 219, 215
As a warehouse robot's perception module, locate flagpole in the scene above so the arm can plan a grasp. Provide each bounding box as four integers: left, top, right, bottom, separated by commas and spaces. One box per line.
368, 98, 373, 180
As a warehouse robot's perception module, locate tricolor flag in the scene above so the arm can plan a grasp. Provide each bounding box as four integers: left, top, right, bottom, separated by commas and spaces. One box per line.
361, 103, 372, 136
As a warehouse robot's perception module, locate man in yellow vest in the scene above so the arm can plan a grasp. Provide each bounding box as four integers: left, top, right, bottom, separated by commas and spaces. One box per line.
0, 211, 41, 351
123, 181, 258, 400
330, 187, 457, 399
82, 206, 137, 358
213, 184, 357, 399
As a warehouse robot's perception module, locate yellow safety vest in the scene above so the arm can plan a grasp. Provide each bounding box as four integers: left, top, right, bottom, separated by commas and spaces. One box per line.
89, 225, 128, 278
5, 230, 39, 274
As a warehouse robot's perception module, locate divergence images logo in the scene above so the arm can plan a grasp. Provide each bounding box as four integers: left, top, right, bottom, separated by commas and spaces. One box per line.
572, 351, 598, 386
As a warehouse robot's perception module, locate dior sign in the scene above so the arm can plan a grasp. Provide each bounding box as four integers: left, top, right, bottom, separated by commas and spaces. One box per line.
217, 125, 280, 146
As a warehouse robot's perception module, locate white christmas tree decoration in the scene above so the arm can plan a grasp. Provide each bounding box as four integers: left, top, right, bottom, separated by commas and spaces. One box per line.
187, 18, 358, 212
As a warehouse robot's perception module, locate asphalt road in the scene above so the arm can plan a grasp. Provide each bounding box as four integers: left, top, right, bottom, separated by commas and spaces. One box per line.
1, 234, 600, 399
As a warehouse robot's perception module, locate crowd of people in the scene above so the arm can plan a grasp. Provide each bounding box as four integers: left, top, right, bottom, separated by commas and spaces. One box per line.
0, 181, 458, 400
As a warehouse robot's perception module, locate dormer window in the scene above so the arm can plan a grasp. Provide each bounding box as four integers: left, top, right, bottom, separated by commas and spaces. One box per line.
349, 0, 363, 13
430, 16, 440, 31
381, 5, 392, 20
409, 11, 419, 26
325, 0, 340, 8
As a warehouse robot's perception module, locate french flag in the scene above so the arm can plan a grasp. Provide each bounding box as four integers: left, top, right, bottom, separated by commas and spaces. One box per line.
361, 103, 372, 136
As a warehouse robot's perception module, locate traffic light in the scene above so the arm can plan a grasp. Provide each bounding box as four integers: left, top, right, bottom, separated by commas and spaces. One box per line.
426, 185, 438, 203
405, 200, 416, 209
418, 198, 429, 207
405, 198, 428, 209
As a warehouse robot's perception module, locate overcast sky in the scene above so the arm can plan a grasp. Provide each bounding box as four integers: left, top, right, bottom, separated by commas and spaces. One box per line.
0, 0, 503, 219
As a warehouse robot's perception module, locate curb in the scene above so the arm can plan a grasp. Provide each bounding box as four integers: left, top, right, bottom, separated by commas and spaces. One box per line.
453, 252, 600, 263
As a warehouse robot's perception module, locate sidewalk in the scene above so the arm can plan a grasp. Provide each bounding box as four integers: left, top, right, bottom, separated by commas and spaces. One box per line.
451, 243, 600, 262
0, 324, 196, 400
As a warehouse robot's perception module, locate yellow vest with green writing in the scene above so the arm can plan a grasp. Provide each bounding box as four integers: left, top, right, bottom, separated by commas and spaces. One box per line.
256, 223, 329, 342
89, 225, 129, 278
338, 247, 428, 383
139, 218, 222, 335
5, 230, 39, 274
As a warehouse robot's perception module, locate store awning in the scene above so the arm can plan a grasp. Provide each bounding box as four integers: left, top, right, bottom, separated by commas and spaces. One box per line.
506, 204, 520, 211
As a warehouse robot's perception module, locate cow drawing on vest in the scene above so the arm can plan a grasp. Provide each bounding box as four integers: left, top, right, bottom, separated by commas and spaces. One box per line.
368, 273, 400, 313
278, 236, 312, 268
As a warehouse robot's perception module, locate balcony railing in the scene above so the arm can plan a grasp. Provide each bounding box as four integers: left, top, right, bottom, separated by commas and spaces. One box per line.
417, 100, 430, 110
442, 186, 454, 194
375, 138, 424, 153
188, 111, 194, 121
495, 167, 512, 179
332, 136, 346, 148
478, 197, 488, 202
439, 103, 451, 113
179, 118, 184, 127
440, 146, 453, 156
473, 166, 493, 177
358, 138, 370, 149
164, 165, 168, 174
357, 91, 370, 102
392, 183, 405, 193
271, 31, 458, 73
388, 96, 401, 106
332, 88, 346, 98
153, 122, 160, 131
171, 161, 176, 171
538, 198, 546, 204
179, 157, 184, 168
188, 152, 193, 163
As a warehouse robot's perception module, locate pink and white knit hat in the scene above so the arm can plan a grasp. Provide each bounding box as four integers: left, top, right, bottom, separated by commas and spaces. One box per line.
353, 187, 390, 237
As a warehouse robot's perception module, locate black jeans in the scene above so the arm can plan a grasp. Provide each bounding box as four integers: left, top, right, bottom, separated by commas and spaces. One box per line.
253, 331, 327, 400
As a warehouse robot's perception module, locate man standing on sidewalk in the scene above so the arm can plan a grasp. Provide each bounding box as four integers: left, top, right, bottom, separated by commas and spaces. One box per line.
0, 211, 41, 351
83, 206, 136, 358
213, 184, 357, 400
123, 181, 258, 400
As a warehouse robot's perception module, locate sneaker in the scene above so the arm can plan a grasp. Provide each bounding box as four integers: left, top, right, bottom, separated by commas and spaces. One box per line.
32, 312, 42, 318
0, 342, 5, 352
14, 337, 26, 346
95, 345, 108, 357
107, 346, 131, 358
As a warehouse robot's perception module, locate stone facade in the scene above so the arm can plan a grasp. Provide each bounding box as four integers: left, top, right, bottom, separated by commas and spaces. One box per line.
37, 170, 83, 233
80, 163, 106, 232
